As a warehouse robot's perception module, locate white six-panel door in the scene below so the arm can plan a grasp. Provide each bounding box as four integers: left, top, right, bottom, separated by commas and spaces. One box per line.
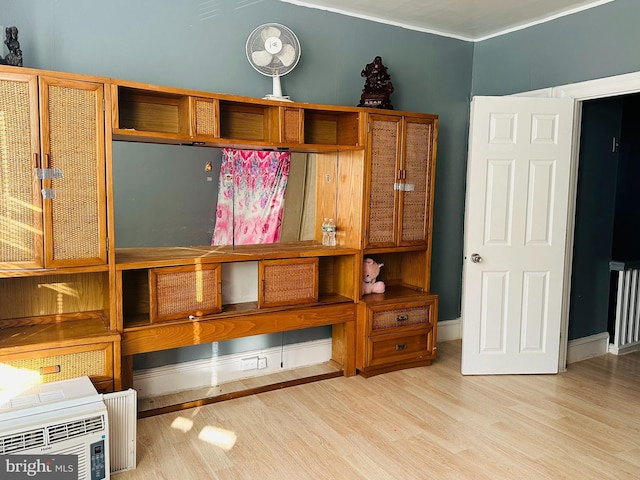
461, 96, 575, 374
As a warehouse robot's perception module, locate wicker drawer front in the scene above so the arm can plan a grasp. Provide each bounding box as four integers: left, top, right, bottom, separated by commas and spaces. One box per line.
1, 342, 113, 385
259, 258, 319, 308
371, 304, 432, 332
149, 264, 222, 323
283, 108, 302, 143
194, 97, 215, 137
368, 329, 433, 367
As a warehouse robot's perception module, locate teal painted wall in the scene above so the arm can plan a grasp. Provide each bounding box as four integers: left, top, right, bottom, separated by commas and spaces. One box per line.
7, 0, 638, 365
2, 0, 472, 368
471, 0, 640, 341
472, 0, 640, 95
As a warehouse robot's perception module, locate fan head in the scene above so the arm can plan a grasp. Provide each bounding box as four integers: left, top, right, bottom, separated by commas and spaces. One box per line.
246, 23, 301, 100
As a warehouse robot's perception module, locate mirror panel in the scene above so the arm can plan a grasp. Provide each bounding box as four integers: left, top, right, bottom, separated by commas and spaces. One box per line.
112, 143, 337, 248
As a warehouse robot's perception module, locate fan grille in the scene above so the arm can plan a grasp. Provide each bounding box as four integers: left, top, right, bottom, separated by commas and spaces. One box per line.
246, 23, 300, 77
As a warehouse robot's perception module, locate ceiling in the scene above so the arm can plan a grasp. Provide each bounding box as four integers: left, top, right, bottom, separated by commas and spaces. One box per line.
281, 0, 614, 41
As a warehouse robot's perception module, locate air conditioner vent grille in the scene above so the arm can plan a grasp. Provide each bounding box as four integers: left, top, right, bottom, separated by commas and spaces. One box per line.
47, 415, 106, 444
0, 428, 46, 454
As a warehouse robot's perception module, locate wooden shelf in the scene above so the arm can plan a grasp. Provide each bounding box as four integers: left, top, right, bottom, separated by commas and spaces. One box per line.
218, 100, 278, 142
116, 87, 189, 136
115, 242, 361, 269
0, 264, 110, 278
0, 311, 116, 352
304, 109, 360, 146
359, 284, 436, 305
111, 80, 364, 151
0, 272, 111, 324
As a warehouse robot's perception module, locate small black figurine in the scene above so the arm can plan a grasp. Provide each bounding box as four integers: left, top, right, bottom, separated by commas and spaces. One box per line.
357, 56, 393, 109
1, 26, 23, 67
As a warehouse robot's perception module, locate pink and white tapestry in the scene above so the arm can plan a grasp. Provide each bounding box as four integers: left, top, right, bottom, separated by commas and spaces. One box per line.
211, 148, 291, 245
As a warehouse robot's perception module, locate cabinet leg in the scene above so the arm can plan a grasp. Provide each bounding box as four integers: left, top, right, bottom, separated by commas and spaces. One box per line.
331, 321, 356, 377
121, 355, 134, 390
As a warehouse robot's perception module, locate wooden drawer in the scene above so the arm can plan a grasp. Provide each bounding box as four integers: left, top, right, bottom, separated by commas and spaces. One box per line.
258, 258, 318, 308
369, 302, 434, 333
149, 264, 222, 323
367, 328, 434, 367
1, 342, 114, 388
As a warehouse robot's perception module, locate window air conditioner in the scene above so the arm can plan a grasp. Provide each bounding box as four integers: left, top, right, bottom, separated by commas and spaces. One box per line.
0, 376, 110, 480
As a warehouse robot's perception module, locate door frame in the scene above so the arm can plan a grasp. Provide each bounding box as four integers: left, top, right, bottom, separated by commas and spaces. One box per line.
511, 71, 640, 371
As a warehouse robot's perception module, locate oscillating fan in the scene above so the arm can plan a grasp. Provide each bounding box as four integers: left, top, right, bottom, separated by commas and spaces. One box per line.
246, 23, 301, 101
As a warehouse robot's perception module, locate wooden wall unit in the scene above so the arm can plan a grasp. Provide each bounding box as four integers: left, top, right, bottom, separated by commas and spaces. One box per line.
356, 112, 439, 376
111, 79, 364, 151
0, 65, 438, 403
0, 66, 117, 393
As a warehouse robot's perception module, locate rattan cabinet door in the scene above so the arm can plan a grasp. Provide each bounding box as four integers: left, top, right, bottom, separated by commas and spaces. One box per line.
365, 115, 402, 248
39, 76, 107, 267
149, 264, 222, 323
365, 115, 435, 250
398, 117, 434, 246
0, 73, 44, 269
258, 258, 319, 308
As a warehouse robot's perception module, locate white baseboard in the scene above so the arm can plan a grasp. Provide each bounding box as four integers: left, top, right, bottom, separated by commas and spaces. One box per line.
437, 318, 462, 342
608, 340, 640, 355
418, 318, 610, 366
566, 332, 610, 364
133, 338, 332, 399
133, 323, 610, 396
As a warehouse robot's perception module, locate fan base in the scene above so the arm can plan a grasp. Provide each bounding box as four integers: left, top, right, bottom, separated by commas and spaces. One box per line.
264, 94, 292, 102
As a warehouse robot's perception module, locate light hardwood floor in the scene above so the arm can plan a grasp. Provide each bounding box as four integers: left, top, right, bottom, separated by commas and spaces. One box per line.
117, 340, 640, 479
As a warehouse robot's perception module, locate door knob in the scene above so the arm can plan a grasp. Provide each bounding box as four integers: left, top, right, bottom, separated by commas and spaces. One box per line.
470, 253, 483, 263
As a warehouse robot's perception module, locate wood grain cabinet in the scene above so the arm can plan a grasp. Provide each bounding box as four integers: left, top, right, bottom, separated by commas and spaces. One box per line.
0, 71, 108, 270
0, 67, 115, 393
357, 295, 438, 377
357, 111, 439, 377
1, 64, 440, 399
364, 114, 437, 250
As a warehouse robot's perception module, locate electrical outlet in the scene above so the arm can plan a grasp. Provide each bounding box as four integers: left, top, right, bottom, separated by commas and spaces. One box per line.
241, 356, 258, 371
257, 357, 267, 369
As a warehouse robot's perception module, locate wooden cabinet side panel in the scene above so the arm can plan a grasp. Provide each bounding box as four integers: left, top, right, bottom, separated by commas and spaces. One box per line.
336, 150, 365, 249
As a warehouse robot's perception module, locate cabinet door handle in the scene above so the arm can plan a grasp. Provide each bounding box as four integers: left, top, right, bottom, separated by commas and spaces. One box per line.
396, 314, 409, 322
40, 364, 61, 375
395, 343, 407, 351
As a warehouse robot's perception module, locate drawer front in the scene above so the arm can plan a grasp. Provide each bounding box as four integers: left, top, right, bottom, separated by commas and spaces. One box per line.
259, 258, 318, 308
283, 108, 302, 143
1, 342, 114, 385
193, 97, 215, 137
368, 329, 433, 367
370, 302, 433, 333
149, 264, 222, 322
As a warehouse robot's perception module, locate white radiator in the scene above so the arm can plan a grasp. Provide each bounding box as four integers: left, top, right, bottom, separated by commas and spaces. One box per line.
103, 389, 137, 474
610, 262, 640, 355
